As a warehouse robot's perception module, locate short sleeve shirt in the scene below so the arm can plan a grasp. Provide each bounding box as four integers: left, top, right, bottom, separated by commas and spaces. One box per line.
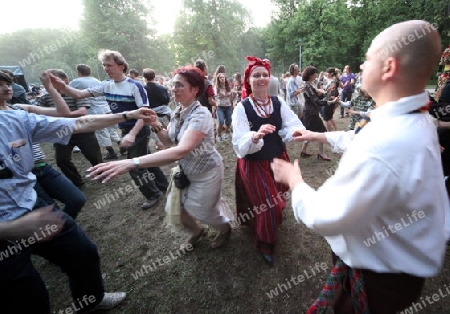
168, 101, 222, 175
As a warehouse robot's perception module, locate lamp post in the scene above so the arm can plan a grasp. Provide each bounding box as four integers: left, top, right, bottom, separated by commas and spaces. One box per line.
298, 38, 303, 71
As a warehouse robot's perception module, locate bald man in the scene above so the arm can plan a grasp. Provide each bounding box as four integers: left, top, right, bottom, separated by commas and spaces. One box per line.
271, 20, 447, 313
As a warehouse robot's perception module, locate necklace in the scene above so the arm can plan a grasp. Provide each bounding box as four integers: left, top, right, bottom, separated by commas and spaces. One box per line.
250, 94, 271, 118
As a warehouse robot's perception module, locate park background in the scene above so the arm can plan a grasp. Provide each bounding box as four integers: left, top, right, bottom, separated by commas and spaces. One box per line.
1, 0, 450, 313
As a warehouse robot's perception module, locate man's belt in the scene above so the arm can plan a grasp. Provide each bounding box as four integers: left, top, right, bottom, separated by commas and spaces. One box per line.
34, 161, 47, 169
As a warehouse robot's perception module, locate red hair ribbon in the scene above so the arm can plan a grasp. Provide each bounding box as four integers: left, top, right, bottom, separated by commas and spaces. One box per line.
242, 56, 271, 100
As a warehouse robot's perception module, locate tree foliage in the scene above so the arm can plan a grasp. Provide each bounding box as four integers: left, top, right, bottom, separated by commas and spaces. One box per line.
265, 0, 450, 76
0, 0, 448, 83
172, 0, 253, 74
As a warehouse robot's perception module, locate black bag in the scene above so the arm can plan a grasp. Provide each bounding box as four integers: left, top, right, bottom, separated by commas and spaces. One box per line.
174, 169, 190, 189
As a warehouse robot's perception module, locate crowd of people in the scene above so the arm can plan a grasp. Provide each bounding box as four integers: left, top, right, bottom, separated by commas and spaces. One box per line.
0, 19, 449, 313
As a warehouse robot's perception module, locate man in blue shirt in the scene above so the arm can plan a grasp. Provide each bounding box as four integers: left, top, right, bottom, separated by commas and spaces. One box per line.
50, 50, 169, 210
0, 70, 151, 313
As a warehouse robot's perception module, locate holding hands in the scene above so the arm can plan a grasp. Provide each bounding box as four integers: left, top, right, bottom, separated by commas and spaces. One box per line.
45, 72, 66, 91
120, 108, 156, 147
252, 124, 276, 143
271, 159, 304, 190
330, 96, 340, 104
292, 129, 320, 142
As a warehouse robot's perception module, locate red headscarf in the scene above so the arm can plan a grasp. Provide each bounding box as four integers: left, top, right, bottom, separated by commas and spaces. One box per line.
242, 56, 271, 99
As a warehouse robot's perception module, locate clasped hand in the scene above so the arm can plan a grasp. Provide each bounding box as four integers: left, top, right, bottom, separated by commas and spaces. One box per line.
253, 124, 276, 141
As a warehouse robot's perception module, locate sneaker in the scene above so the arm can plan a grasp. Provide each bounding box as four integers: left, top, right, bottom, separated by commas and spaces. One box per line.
73, 146, 81, 152
141, 192, 162, 210
119, 146, 127, 155
104, 152, 119, 160
216, 136, 223, 143
84, 292, 127, 313
222, 133, 229, 140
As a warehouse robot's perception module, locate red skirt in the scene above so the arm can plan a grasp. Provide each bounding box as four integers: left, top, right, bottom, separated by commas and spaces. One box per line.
235, 151, 290, 254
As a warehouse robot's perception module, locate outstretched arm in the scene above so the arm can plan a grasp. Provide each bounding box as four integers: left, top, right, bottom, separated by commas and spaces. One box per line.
49, 72, 92, 99
20, 72, 89, 117
72, 109, 151, 134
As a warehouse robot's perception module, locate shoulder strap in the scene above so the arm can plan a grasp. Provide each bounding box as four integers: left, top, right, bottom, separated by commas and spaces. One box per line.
174, 104, 202, 144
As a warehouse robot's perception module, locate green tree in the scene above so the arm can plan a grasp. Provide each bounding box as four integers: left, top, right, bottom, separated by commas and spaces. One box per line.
80, 0, 156, 71
173, 0, 251, 74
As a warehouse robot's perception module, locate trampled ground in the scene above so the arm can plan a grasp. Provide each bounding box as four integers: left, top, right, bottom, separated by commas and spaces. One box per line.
36, 110, 450, 314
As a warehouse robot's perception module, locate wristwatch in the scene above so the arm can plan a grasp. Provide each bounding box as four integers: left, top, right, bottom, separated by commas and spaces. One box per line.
133, 157, 140, 168
122, 111, 130, 121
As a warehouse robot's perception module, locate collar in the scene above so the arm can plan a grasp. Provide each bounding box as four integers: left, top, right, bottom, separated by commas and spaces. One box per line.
114, 76, 127, 83
174, 100, 200, 119
369, 92, 428, 123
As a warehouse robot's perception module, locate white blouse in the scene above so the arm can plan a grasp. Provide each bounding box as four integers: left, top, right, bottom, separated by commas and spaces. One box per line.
231, 96, 305, 158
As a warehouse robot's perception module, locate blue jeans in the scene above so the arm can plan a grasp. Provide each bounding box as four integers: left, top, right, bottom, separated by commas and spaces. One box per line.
217, 106, 232, 126
340, 90, 352, 116
33, 163, 86, 219
0, 201, 104, 314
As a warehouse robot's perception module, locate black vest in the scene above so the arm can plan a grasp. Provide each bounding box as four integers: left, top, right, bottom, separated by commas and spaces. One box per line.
242, 96, 285, 160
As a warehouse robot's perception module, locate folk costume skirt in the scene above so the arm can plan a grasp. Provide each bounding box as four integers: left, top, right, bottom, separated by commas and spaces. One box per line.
235, 151, 290, 254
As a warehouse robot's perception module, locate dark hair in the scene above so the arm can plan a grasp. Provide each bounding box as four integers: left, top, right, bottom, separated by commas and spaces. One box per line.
1, 69, 13, 79
129, 69, 139, 76
48, 69, 68, 81
214, 73, 231, 92
0, 71, 13, 84
76, 64, 91, 76
326, 67, 336, 76
143, 68, 156, 81
195, 59, 207, 72
173, 66, 205, 98
101, 50, 129, 73
289, 64, 298, 75
233, 72, 242, 83
302, 66, 318, 81
214, 65, 226, 77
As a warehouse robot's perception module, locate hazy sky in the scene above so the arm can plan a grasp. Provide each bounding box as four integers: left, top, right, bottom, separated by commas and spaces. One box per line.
3, 0, 274, 35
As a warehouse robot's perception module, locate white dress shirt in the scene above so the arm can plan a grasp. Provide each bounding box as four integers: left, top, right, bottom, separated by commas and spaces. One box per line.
231, 96, 305, 158
292, 92, 449, 277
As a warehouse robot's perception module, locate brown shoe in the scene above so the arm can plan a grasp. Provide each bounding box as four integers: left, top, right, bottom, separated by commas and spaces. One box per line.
211, 226, 231, 249
181, 228, 206, 250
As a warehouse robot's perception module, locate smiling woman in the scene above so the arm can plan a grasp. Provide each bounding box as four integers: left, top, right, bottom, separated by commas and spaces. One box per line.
231, 56, 306, 266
